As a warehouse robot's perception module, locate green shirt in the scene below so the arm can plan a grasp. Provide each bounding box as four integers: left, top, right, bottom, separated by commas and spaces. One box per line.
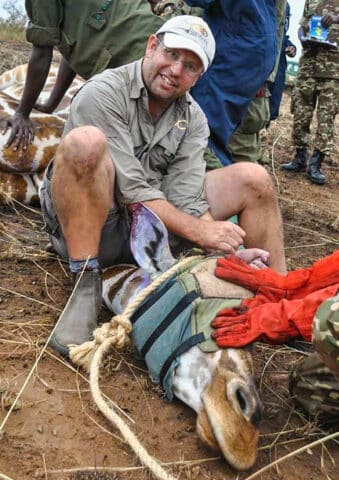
25, 0, 164, 79
64, 60, 210, 217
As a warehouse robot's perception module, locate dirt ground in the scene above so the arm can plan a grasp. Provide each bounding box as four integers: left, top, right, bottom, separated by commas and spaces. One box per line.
0, 41, 338, 480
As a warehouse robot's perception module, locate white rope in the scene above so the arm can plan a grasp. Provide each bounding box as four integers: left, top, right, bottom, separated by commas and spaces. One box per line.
0, 472, 16, 480
84, 255, 203, 480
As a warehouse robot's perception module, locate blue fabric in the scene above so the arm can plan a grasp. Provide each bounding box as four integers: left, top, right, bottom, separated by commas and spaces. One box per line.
69, 257, 99, 273
131, 278, 193, 401
186, 0, 278, 165
269, 2, 293, 121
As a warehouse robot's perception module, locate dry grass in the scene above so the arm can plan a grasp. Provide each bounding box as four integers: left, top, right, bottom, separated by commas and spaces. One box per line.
0, 22, 26, 43
0, 202, 338, 480
0, 40, 31, 75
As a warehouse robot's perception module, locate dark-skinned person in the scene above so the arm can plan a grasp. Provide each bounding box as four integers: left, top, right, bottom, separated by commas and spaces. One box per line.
1, 0, 164, 151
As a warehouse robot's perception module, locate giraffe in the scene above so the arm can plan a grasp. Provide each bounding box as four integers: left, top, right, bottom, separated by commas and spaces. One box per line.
98, 206, 263, 471
0, 63, 84, 204
101, 259, 262, 471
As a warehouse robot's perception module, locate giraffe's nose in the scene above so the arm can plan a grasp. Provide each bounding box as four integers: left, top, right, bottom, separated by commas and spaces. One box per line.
227, 379, 263, 427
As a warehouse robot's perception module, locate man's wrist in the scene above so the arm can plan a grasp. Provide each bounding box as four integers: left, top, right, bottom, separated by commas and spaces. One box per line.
14, 110, 29, 118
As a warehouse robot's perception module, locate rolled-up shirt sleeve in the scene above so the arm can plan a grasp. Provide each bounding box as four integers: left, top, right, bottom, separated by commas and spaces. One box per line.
161, 105, 210, 217
25, 0, 61, 46
63, 78, 166, 205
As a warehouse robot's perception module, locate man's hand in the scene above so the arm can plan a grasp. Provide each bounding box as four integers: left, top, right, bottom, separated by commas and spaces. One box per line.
285, 45, 296, 57
195, 220, 246, 254
147, 0, 158, 12
142, 200, 245, 255
235, 248, 270, 269
321, 13, 339, 29
1, 113, 34, 151
150, 0, 186, 16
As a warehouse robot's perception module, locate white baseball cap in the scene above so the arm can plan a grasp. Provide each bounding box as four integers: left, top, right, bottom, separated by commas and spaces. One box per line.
156, 15, 215, 72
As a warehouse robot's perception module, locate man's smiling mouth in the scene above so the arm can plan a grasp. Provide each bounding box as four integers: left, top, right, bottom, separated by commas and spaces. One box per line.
160, 74, 175, 87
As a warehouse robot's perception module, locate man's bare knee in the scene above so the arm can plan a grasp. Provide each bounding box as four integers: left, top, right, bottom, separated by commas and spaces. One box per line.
242, 163, 276, 201
57, 126, 108, 178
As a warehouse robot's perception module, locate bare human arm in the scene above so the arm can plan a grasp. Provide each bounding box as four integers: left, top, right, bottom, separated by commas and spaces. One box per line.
1, 44, 53, 151
141, 199, 246, 254
34, 57, 76, 114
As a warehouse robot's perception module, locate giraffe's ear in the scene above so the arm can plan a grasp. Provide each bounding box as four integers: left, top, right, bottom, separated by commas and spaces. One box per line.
102, 264, 151, 314
130, 202, 175, 278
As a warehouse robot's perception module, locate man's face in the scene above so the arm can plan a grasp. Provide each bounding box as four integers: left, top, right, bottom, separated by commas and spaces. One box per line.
142, 35, 203, 106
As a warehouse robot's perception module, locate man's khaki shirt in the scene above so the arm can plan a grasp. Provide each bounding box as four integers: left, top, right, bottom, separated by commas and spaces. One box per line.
63, 60, 210, 217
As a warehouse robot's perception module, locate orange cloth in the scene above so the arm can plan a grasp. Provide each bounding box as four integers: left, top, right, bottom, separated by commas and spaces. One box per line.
215, 250, 339, 307
211, 251, 339, 348
212, 285, 339, 347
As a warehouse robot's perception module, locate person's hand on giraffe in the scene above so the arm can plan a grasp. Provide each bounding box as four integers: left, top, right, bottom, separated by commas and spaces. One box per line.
1, 113, 34, 151
195, 219, 246, 255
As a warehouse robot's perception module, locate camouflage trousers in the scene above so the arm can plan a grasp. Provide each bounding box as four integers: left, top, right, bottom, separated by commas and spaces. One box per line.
289, 293, 339, 423
291, 76, 339, 156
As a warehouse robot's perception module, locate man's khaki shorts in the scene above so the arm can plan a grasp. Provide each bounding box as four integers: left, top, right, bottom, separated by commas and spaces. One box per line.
39, 163, 134, 268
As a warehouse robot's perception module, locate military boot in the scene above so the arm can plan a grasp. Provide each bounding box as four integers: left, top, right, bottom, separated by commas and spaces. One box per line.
50, 270, 102, 358
307, 150, 326, 185
281, 148, 307, 172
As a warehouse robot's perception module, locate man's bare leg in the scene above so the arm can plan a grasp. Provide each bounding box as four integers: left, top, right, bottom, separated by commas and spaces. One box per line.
49, 126, 115, 357
51, 125, 114, 259
205, 162, 287, 274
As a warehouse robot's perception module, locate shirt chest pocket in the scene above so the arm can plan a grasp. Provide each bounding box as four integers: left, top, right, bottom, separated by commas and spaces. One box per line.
149, 133, 184, 174
155, 124, 187, 156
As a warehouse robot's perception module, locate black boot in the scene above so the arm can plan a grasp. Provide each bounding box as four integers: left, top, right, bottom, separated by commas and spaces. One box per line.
307, 150, 326, 185
281, 148, 307, 172
50, 270, 102, 358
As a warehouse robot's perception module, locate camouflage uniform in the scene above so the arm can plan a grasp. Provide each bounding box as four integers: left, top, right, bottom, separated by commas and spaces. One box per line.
292, 0, 339, 156
289, 292, 339, 423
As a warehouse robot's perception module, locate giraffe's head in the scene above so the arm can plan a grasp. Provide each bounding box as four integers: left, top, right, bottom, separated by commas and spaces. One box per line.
196, 348, 262, 470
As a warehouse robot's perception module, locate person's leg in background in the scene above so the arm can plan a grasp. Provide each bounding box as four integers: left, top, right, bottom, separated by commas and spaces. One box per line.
307, 78, 338, 184
281, 72, 317, 172
228, 91, 270, 164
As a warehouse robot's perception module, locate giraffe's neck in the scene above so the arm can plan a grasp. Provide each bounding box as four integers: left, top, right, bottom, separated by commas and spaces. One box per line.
172, 346, 222, 413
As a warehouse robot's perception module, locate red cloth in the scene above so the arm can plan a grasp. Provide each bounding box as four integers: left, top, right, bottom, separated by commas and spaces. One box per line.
211, 251, 339, 348
215, 250, 339, 308
212, 285, 339, 347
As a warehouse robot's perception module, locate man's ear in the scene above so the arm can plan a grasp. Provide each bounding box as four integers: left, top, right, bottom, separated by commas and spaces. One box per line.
145, 34, 158, 58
